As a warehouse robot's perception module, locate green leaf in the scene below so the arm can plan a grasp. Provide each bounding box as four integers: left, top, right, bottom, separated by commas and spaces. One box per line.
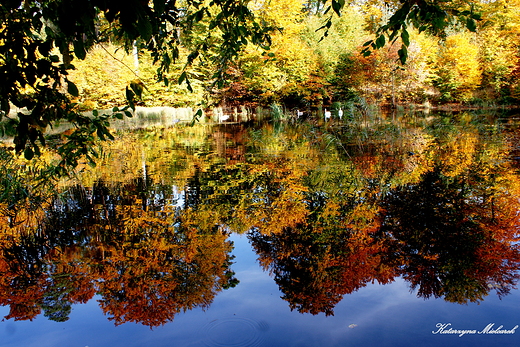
126, 87, 135, 104
401, 29, 410, 47
361, 48, 372, 57
24, 147, 34, 160
130, 80, 144, 98
67, 81, 79, 97
137, 17, 153, 41
376, 35, 386, 48
187, 51, 199, 64
194, 9, 204, 22
103, 127, 114, 140
178, 71, 186, 85
332, 0, 343, 16
73, 40, 86, 60
190, 109, 203, 126
398, 46, 408, 64
153, 0, 165, 13
185, 77, 193, 92
96, 127, 105, 140
466, 18, 477, 32
323, 5, 331, 16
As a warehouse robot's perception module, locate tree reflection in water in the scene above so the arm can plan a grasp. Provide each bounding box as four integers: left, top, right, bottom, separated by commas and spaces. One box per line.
0, 112, 519, 324
380, 169, 520, 304
248, 167, 520, 315
0, 180, 238, 327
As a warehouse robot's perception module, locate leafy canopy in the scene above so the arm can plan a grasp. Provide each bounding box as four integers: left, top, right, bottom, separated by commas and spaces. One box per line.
0, 0, 273, 171
319, 0, 481, 64
0, 0, 480, 172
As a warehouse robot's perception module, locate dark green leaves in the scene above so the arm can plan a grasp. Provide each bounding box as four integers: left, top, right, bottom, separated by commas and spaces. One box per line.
73, 39, 87, 60
466, 18, 477, 32
130, 80, 145, 99
153, 0, 166, 14
24, 147, 34, 160
190, 109, 203, 126
331, 0, 345, 16
398, 47, 408, 65
126, 86, 136, 109
137, 17, 153, 42
375, 35, 386, 49
401, 29, 410, 47
178, 71, 188, 86
95, 122, 114, 141
67, 81, 79, 97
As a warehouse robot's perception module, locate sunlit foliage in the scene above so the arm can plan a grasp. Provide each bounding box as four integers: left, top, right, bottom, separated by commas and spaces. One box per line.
1, 109, 519, 322
433, 32, 482, 102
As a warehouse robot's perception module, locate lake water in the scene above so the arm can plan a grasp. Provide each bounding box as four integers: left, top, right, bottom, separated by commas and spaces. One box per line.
0, 109, 519, 346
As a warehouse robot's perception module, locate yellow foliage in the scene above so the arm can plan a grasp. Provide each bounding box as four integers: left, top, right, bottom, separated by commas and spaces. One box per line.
68, 44, 204, 109
254, 0, 305, 29
440, 131, 478, 178
400, 129, 435, 183
435, 33, 481, 101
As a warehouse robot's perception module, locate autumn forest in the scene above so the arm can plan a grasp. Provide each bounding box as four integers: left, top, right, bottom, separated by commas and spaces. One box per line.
1, 1, 520, 343
2, 111, 520, 327
66, 0, 520, 111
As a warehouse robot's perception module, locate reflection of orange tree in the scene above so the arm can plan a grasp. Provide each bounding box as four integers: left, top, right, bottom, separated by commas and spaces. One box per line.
96, 207, 236, 326
379, 169, 520, 304
234, 158, 311, 235
247, 178, 396, 316
250, 224, 396, 316
0, 237, 46, 321
0, 180, 238, 327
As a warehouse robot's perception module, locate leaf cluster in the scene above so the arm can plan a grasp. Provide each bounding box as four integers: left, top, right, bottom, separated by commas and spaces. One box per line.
0, 0, 275, 173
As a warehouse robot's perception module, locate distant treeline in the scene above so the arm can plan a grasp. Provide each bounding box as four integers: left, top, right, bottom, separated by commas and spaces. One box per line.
69, 0, 520, 111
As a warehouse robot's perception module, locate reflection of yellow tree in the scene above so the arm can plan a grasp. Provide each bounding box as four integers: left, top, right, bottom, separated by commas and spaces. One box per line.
233, 159, 310, 235
78, 125, 221, 189
438, 129, 478, 178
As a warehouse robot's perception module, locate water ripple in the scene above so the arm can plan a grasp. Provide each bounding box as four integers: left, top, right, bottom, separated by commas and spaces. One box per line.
201, 317, 269, 347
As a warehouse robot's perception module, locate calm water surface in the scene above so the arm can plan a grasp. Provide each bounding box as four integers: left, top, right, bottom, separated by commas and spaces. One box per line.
0, 110, 519, 346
